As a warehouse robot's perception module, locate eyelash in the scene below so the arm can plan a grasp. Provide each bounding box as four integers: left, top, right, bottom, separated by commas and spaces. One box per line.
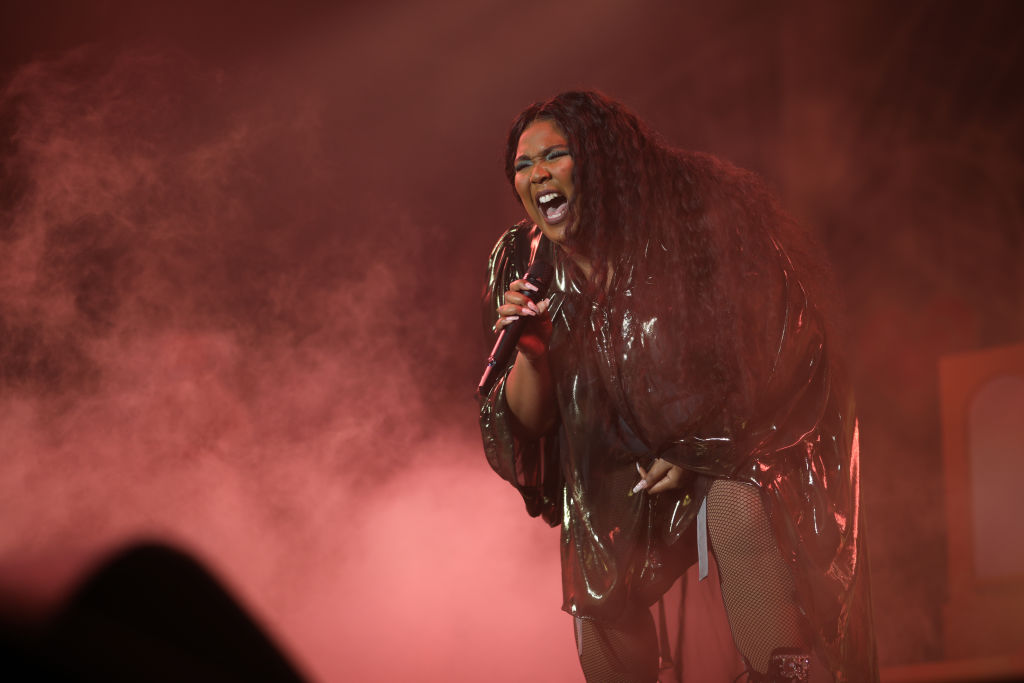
515, 150, 570, 173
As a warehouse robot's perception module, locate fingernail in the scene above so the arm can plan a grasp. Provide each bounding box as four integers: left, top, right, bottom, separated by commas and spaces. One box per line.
635, 462, 643, 475
631, 480, 648, 494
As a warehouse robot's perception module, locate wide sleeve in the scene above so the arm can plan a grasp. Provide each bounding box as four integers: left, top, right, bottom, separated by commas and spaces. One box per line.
643, 234, 829, 478
740, 250, 877, 679
478, 223, 562, 527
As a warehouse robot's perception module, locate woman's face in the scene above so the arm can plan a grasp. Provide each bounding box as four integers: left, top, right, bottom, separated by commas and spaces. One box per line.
513, 119, 576, 246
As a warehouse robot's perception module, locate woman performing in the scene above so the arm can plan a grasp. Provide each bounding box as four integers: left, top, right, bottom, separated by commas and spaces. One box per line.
478, 91, 877, 682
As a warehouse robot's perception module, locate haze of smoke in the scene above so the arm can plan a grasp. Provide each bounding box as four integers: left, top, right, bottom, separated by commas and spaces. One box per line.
0, 43, 581, 681
3, 1, 1022, 676
769, 5, 1024, 662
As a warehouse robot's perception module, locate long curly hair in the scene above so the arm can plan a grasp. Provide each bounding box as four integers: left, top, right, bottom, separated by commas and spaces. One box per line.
504, 90, 839, 421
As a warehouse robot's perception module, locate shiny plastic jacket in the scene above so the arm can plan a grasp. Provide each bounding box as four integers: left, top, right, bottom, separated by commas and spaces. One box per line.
479, 222, 877, 681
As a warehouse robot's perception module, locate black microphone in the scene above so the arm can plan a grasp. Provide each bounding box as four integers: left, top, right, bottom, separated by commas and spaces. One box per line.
477, 259, 555, 399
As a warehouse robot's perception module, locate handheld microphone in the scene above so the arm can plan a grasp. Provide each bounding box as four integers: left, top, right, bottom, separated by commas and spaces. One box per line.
477, 259, 554, 399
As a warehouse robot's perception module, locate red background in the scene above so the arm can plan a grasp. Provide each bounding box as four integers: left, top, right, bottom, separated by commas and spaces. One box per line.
0, 1, 1021, 680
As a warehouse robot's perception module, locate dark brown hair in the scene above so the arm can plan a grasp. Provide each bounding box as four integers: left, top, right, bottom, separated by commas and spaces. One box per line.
504, 91, 840, 419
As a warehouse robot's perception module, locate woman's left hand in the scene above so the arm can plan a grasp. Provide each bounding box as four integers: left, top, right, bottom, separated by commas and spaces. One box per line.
632, 458, 686, 495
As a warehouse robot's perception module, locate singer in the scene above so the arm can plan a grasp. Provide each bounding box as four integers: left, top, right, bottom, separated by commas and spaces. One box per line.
478, 91, 877, 682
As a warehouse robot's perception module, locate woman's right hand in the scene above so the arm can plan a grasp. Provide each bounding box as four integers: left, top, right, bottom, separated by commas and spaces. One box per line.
495, 278, 552, 362
499, 278, 557, 436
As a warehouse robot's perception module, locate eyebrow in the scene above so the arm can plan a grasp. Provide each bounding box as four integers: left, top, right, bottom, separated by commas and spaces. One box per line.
515, 144, 570, 163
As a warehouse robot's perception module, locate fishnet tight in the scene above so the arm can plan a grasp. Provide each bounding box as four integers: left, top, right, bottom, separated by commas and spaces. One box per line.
707, 479, 806, 675
574, 603, 660, 682
574, 479, 807, 681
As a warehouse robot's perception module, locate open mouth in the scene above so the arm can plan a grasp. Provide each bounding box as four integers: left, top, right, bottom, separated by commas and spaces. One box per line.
537, 190, 569, 224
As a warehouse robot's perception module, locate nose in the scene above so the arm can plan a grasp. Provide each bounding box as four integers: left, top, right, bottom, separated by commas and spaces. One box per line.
530, 162, 551, 183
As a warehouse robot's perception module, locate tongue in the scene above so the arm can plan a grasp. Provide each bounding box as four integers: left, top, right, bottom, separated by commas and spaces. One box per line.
544, 201, 569, 223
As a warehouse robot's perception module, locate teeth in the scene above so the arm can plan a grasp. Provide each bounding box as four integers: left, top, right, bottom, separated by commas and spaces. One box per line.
538, 193, 560, 205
